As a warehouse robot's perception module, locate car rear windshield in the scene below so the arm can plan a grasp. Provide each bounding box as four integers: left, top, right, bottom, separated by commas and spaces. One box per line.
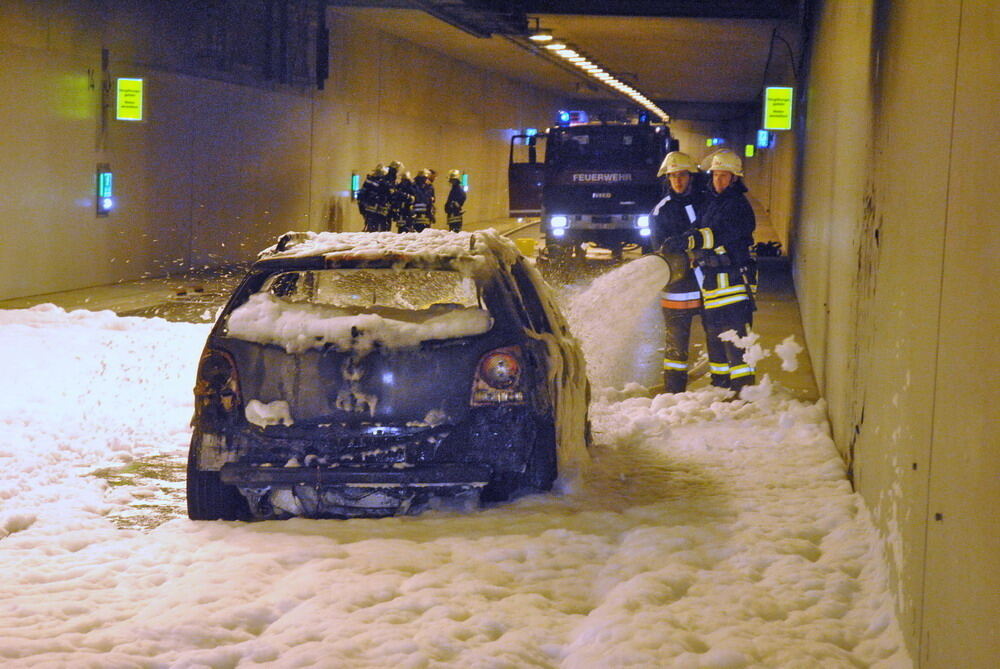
262, 268, 482, 317
222, 268, 493, 353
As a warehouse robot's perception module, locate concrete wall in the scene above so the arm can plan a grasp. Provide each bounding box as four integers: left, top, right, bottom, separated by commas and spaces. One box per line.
0, 2, 562, 301
795, 0, 998, 666
313, 10, 561, 235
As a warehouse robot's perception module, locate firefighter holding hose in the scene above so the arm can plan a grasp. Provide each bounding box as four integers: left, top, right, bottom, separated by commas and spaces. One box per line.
651, 151, 706, 393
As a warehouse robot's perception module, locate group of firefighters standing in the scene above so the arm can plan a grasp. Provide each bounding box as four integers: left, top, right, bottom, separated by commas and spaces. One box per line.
651, 148, 757, 395
357, 162, 467, 234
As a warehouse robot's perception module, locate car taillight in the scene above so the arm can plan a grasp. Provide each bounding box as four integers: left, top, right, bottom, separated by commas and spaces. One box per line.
194, 348, 241, 424
471, 346, 526, 406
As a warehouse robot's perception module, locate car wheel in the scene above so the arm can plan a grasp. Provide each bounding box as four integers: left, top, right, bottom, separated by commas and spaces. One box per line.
186, 431, 250, 521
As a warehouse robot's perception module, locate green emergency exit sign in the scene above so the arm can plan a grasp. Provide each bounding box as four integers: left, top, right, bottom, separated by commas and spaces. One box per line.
116, 78, 144, 121
763, 87, 793, 130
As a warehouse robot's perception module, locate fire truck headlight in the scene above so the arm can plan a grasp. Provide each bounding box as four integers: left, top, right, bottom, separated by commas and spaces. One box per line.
639, 227, 651, 237
551, 215, 568, 229
636, 215, 651, 229
552, 228, 566, 238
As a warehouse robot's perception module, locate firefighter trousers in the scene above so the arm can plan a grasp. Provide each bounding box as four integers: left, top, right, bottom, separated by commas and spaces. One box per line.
363, 213, 390, 232
662, 307, 699, 393
702, 299, 756, 392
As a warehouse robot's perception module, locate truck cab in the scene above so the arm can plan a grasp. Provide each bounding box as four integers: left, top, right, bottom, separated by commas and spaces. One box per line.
509, 117, 675, 259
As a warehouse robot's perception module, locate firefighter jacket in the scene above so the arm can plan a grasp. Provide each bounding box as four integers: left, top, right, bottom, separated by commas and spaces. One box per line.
358, 171, 391, 218
411, 180, 436, 226
651, 184, 705, 310
445, 182, 466, 215
445, 181, 466, 229
686, 179, 756, 310
391, 178, 416, 228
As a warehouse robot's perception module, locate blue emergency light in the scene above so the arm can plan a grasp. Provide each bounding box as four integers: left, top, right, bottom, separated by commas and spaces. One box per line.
525, 128, 538, 137
757, 130, 773, 149
557, 111, 571, 125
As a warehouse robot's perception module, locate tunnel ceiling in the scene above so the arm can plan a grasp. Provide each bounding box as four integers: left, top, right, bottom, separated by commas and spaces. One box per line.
327, 1, 803, 118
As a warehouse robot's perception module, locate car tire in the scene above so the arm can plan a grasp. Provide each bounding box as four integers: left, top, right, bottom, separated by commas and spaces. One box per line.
186, 431, 250, 521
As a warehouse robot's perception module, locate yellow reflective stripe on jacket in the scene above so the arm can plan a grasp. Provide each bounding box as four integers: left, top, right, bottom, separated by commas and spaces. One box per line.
704, 293, 750, 309
700, 283, 747, 299
710, 362, 730, 374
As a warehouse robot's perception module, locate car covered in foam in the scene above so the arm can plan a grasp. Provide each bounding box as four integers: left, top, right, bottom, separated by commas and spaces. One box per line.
187, 229, 590, 519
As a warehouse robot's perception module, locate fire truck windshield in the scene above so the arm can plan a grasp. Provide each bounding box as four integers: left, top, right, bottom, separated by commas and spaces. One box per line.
547, 127, 662, 171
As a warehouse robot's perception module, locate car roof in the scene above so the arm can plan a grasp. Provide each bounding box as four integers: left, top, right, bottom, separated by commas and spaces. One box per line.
255, 229, 521, 276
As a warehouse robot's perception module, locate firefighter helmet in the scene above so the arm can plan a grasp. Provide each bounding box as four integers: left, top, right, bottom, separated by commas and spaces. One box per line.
418, 168, 433, 178
707, 150, 743, 176
388, 160, 404, 173
657, 151, 697, 177
448, 169, 462, 181
370, 163, 386, 176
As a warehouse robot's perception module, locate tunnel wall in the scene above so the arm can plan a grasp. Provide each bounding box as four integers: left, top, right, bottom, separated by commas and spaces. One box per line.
0, 2, 561, 301
795, 1, 998, 666
312, 10, 561, 235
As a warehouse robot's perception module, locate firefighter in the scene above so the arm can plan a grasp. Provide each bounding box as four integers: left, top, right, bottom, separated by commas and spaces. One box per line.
393, 171, 416, 232
444, 169, 466, 232
651, 152, 706, 393
386, 160, 404, 183
357, 163, 389, 232
664, 149, 756, 392
411, 169, 436, 231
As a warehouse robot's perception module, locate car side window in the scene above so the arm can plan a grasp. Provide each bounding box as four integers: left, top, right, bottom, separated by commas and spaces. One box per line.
510, 261, 553, 334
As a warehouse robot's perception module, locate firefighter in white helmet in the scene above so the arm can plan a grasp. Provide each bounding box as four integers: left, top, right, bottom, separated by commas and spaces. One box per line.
664, 149, 757, 392
411, 169, 437, 231
444, 170, 467, 232
650, 151, 706, 393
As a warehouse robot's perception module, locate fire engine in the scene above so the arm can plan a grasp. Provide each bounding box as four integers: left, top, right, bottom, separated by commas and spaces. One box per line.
509, 112, 677, 258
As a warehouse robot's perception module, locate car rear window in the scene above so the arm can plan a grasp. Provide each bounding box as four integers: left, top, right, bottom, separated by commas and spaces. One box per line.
262, 269, 481, 314
223, 268, 493, 353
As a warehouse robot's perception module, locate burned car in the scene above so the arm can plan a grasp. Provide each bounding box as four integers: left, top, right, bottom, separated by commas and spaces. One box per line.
187, 229, 590, 520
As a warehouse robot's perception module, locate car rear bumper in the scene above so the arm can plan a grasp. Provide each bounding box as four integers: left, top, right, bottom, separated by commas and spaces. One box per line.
220, 462, 492, 487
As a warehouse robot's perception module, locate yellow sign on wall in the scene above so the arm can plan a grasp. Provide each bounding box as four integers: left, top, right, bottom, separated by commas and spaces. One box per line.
116, 78, 144, 121
763, 86, 793, 130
